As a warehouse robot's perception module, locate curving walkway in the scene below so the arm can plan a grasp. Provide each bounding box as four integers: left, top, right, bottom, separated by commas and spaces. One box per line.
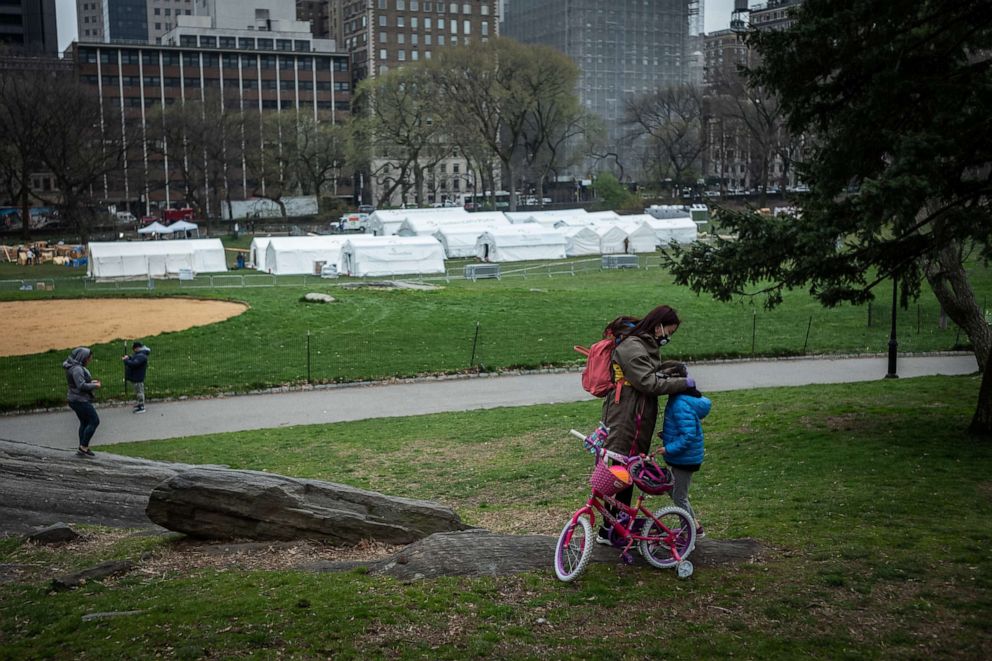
0, 354, 978, 450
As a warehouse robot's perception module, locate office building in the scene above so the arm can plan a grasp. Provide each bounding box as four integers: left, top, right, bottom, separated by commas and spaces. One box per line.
72, 0, 352, 213
502, 0, 692, 175
0, 0, 58, 54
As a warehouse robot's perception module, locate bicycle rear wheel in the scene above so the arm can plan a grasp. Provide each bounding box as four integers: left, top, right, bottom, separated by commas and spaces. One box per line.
554, 514, 593, 582
639, 506, 696, 569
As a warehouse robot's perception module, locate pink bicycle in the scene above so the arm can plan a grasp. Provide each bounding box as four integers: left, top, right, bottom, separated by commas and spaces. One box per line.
553, 428, 697, 581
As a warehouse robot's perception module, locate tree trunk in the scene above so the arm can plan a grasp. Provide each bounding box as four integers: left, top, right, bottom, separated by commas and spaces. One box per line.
19, 177, 30, 241
969, 350, 992, 437
924, 241, 992, 369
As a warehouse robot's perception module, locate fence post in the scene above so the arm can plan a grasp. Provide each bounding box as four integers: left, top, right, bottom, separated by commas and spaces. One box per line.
306, 330, 311, 384
751, 309, 757, 355
470, 321, 480, 368
802, 315, 812, 354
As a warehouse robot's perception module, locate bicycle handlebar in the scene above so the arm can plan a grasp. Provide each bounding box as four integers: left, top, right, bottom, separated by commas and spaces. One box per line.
569, 429, 629, 463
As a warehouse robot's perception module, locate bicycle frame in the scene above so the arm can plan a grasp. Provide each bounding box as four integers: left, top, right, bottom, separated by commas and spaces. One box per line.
568, 488, 690, 564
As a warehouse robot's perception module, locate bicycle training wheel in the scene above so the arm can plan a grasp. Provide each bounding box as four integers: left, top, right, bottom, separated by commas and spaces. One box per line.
639, 506, 697, 570
554, 515, 593, 582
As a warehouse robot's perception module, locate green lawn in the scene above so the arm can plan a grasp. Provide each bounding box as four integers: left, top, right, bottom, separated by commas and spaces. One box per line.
1, 375, 990, 658
1, 253, 989, 411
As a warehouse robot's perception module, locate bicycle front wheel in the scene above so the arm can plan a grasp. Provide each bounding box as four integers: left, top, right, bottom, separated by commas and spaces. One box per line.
554, 514, 593, 582
639, 506, 696, 570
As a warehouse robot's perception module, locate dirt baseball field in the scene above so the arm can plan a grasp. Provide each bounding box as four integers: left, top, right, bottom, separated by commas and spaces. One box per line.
0, 298, 248, 357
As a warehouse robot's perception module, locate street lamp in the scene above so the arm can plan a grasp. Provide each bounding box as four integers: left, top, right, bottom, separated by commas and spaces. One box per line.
885, 275, 899, 378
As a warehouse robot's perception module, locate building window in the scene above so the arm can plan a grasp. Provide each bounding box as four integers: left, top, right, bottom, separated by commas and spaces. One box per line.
276, 39, 292, 51
411, 50, 419, 61
200, 35, 216, 47
462, 3, 470, 14
239, 37, 255, 49
397, 16, 405, 27
425, 33, 432, 45
481, 4, 488, 15
257, 38, 273, 49
438, 18, 444, 29
425, 17, 431, 29
294, 40, 310, 51
380, 49, 387, 60
379, 31, 388, 42
397, 33, 404, 44
411, 33, 418, 45
396, 0, 405, 9
379, 15, 387, 26
398, 50, 406, 61
179, 34, 196, 46
219, 36, 236, 48
463, 20, 470, 34
481, 21, 488, 36
411, 0, 419, 9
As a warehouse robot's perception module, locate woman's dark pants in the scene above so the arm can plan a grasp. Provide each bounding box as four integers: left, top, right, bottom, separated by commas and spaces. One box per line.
68, 400, 100, 447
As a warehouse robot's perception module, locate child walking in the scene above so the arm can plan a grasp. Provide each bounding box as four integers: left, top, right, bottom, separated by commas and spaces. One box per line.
122, 341, 151, 413
658, 387, 711, 536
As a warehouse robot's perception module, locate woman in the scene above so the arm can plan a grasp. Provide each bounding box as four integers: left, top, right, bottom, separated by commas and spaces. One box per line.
63, 347, 102, 457
598, 305, 695, 542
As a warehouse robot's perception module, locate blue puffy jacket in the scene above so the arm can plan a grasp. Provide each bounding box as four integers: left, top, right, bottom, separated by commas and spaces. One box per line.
123, 346, 151, 382
661, 393, 712, 467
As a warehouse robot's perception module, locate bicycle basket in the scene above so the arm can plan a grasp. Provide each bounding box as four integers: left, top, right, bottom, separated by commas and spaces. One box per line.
590, 461, 632, 496
627, 457, 674, 495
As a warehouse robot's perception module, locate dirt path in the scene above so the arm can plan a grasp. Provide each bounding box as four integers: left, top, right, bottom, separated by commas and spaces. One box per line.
0, 298, 248, 357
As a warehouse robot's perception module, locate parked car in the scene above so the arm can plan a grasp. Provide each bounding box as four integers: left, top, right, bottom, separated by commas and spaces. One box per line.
358, 204, 375, 214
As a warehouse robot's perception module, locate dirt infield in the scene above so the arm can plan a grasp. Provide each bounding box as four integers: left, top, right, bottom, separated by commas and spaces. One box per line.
0, 298, 248, 357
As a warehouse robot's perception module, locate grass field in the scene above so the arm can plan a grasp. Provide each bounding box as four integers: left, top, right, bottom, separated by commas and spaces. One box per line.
0, 248, 989, 411
1, 375, 989, 658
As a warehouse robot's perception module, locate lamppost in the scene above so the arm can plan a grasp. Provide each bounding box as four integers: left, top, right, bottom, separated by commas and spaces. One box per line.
885, 275, 899, 378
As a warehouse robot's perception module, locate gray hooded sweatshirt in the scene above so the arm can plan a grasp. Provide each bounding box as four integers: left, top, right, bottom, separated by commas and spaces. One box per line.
63, 347, 98, 403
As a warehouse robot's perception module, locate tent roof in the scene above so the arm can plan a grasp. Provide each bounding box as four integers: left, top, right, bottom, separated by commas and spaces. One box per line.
167, 220, 199, 231
344, 234, 444, 249
479, 224, 567, 246
88, 238, 224, 256
137, 221, 172, 234
264, 236, 351, 250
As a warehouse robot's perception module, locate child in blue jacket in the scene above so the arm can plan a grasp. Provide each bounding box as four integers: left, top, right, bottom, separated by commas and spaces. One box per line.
658, 387, 711, 536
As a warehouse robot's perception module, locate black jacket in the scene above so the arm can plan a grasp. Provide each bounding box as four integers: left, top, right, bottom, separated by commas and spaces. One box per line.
123, 347, 151, 382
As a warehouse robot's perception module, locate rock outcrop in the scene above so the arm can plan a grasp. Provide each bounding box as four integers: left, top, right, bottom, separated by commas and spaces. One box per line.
145, 467, 467, 544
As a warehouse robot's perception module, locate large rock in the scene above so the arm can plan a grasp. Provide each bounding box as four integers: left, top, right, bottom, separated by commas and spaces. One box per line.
0, 439, 196, 535
306, 529, 765, 580
145, 467, 468, 544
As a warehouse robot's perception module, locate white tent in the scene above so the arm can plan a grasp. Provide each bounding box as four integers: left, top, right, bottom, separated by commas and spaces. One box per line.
396, 209, 478, 237
556, 225, 601, 256
341, 235, 446, 276
88, 239, 227, 279
464, 211, 511, 225
586, 210, 622, 222
249, 237, 272, 271
642, 217, 698, 245
137, 221, 173, 236
263, 236, 350, 275
166, 220, 200, 238
475, 225, 568, 262
592, 220, 658, 254
367, 207, 470, 236
433, 222, 496, 258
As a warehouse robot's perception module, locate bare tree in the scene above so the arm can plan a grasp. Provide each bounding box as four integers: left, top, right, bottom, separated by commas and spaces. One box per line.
624, 85, 705, 200
353, 66, 449, 208
0, 67, 51, 239
32, 74, 132, 244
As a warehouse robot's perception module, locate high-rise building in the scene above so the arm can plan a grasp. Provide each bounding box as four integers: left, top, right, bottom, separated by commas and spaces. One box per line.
0, 0, 58, 54
76, 1, 196, 45
297, 0, 331, 38
502, 0, 691, 175
337, 0, 500, 83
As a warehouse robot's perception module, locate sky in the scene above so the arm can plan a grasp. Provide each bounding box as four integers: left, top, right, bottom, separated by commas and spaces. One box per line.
705, 0, 737, 34
55, 0, 741, 52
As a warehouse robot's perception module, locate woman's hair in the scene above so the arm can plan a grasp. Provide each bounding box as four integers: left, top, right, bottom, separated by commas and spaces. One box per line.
603, 315, 640, 339
622, 305, 680, 338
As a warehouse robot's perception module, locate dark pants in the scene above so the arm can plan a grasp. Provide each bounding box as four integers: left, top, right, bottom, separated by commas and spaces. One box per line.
68, 400, 100, 447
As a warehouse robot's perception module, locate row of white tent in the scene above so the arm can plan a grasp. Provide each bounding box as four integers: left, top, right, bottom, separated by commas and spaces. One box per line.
250, 208, 698, 276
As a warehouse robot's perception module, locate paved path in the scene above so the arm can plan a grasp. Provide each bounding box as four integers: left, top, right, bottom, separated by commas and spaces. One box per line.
0, 354, 977, 449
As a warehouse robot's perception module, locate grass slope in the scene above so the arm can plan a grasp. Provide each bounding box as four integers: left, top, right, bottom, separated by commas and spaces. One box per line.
1, 375, 990, 658
1, 258, 987, 411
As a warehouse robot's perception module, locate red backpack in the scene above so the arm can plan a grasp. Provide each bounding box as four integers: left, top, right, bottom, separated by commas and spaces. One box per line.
574, 338, 624, 402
